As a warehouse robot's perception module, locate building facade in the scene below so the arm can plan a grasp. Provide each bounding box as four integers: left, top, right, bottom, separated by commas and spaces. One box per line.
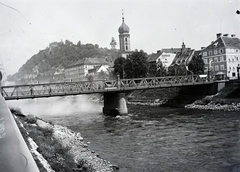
202, 33, 240, 80
64, 58, 110, 82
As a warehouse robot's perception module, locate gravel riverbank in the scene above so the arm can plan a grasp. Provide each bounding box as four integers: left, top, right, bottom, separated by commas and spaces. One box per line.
13, 111, 119, 172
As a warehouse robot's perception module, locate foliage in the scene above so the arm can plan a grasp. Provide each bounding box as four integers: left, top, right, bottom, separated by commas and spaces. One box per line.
113, 57, 126, 79
97, 70, 108, 80
168, 65, 187, 76
124, 50, 148, 78
188, 54, 205, 74
15, 115, 77, 172
156, 60, 167, 77
148, 63, 157, 77
86, 75, 94, 82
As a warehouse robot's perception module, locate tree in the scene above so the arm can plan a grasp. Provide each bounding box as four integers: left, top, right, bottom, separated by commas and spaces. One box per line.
124, 50, 148, 78
148, 63, 157, 77
113, 57, 126, 79
188, 54, 205, 74
156, 60, 167, 76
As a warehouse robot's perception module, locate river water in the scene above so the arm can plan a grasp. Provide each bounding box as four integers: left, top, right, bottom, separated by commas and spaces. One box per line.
7, 96, 240, 172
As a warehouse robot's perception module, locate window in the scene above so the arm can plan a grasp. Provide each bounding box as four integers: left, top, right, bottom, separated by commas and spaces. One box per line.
204, 59, 208, 64
214, 57, 218, 62
220, 56, 224, 61
219, 49, 224, 54
233, 72, 236, 77
229, 67, 231, 71
126, 46, 128, 50
214, 50, 218, 55
220, 65, 224, 70
215, 65, 219, 71
236, 56, 239, 61
203, 52, 207, 57
209, 51, 213, 56
125, 38, 128, 42
233, 67, 235, 71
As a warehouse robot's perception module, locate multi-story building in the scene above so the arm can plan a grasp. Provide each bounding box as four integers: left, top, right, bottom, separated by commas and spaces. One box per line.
202, 33, 240, 80
64, 58, 111, 82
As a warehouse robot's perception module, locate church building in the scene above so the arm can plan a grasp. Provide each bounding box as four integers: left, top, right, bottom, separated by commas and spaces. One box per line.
118, 14, 131, 58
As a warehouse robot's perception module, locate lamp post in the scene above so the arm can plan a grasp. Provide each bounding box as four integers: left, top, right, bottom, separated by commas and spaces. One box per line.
208, 60, 213, 81
185, 66, 193, 81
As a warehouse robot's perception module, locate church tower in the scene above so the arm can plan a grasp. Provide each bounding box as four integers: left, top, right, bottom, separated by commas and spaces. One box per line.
118, 12, 131, 58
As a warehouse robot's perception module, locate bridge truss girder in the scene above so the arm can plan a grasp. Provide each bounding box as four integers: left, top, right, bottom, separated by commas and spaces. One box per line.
1, 75, 211, 100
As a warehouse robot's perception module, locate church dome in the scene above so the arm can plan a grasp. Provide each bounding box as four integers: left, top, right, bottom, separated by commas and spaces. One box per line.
118, 18, 130, 34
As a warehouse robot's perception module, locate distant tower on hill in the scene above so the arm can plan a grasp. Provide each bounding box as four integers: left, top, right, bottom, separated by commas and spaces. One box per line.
118, 11, 131, 58
110, 37, 117, 49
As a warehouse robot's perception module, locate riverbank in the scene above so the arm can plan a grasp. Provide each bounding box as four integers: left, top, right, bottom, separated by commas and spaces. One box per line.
11, 108, 119, 172
185, 95, 240, 111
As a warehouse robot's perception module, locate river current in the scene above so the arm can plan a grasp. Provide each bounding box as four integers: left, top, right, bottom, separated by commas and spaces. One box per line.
7, 96, 240, 172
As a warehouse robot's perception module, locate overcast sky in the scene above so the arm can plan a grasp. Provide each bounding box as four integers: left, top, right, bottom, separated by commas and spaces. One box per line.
0, 0, 240, 75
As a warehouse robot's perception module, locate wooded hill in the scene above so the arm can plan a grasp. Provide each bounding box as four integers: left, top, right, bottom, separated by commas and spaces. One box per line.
9, 40, 120, 82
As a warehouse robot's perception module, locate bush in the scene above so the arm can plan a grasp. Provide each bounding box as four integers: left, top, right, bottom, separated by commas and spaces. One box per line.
10, 108, 25, 117
26, 115, 37, 124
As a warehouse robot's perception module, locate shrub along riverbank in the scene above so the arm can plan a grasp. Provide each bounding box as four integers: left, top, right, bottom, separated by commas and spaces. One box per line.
11, 108, 119, 172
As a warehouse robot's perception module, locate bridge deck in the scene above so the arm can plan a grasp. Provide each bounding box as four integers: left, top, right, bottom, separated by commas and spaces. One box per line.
2, 75, 213, 100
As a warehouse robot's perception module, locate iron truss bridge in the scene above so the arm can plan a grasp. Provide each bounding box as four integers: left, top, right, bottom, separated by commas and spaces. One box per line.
1, 75, 212, 100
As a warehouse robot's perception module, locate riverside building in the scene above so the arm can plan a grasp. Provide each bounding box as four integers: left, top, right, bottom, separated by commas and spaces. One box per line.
202, 33, 240, 80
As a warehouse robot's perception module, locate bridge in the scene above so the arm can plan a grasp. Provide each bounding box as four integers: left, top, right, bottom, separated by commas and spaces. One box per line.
1, 75, 213, 115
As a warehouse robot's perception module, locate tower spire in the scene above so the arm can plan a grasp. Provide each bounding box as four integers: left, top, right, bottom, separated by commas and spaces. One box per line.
122, 9, 124, 22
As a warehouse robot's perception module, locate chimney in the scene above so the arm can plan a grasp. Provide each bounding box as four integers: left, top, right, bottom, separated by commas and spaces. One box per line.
231, 34, 236, 38
216, 33, 222, 39
157, 50, 161, 53
201, 47, 205, 50
223, 34, 229, 37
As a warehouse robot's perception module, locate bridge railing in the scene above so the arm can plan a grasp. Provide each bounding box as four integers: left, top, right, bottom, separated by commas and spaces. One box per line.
1, 75, 211, 100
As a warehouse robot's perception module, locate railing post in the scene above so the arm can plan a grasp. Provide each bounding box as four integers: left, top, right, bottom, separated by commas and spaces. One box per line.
117, 75, 121, 89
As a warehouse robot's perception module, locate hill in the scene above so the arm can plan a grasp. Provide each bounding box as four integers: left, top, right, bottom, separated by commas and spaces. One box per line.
8, 40, 120, 83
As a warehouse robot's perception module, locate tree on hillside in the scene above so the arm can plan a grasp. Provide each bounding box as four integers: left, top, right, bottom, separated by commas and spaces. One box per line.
188, 54, 205, 74
113, 57, 126, 79
124, 50, 148, 78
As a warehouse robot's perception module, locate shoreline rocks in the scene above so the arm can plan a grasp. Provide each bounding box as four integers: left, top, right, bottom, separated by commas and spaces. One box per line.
127, 99, 167, 106
185, 101, 240, 112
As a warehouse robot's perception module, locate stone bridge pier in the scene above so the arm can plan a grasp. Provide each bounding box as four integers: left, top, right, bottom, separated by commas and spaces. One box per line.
102, 92, 128, 116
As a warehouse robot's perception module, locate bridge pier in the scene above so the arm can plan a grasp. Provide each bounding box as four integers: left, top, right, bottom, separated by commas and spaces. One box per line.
103, 92, 128, 116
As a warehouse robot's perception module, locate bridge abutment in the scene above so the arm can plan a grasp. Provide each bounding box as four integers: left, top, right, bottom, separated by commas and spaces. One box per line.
103, 92, 128, 116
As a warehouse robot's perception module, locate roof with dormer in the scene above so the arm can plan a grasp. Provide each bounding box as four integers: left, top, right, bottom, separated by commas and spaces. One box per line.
203, 36, 240, 51
170, 49, 196, 66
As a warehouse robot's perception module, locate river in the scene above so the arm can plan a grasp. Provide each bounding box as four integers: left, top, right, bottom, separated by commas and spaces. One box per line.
7, 96, 240, 172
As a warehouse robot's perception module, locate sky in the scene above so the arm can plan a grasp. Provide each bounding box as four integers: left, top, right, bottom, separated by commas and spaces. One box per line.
0, 0, 240, 76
